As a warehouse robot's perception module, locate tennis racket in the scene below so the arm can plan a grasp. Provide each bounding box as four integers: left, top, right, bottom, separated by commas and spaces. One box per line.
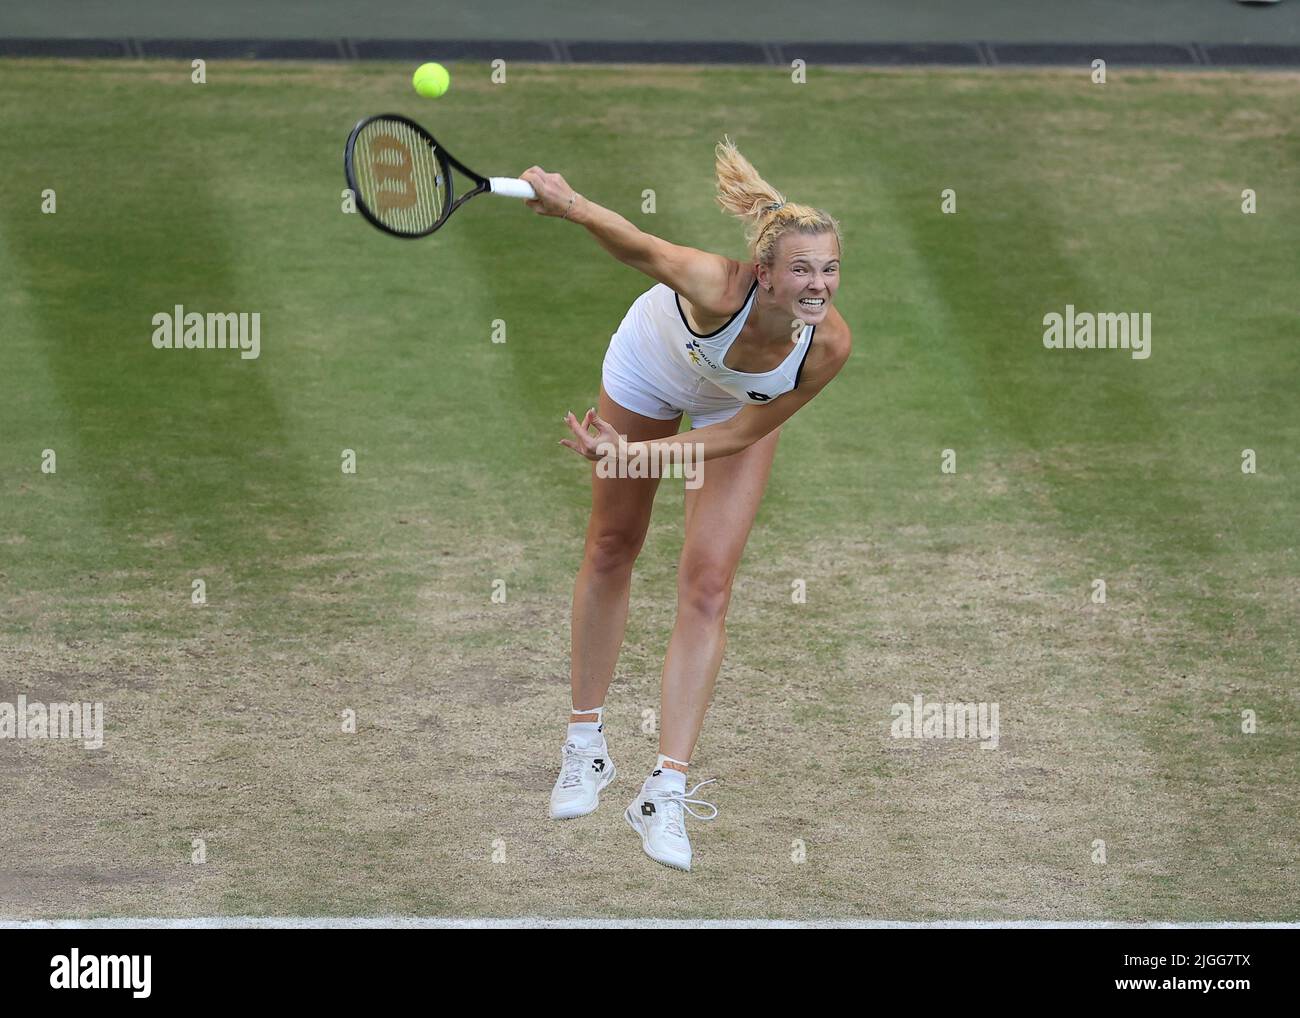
344, 114, 536, 238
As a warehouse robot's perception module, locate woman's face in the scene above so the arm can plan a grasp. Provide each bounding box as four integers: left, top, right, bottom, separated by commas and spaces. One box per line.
760, 231, 840, 325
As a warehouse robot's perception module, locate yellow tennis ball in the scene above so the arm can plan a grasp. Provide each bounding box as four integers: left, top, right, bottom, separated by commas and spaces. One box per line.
412, 62, 450, 98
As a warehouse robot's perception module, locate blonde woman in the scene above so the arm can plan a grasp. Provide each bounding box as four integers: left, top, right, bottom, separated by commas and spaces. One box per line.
521, 138, 850, 872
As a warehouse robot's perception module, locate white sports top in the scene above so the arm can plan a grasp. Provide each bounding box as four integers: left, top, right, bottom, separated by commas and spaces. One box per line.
621, 278, 816, 405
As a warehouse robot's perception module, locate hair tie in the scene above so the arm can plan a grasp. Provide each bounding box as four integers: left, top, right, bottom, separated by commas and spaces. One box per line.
766, 201, 785, 212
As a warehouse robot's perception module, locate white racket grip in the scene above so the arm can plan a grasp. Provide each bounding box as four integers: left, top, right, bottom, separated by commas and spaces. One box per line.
489, 177, 537, 200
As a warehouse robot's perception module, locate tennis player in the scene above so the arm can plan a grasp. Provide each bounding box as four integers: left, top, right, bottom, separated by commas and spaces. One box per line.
522, 138, 850, 871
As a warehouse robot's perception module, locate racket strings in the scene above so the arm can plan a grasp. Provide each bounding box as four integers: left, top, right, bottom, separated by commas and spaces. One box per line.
354, 119, 447, 234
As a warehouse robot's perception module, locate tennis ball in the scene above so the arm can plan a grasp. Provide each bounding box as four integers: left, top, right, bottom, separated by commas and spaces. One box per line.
412, 62, 450, 98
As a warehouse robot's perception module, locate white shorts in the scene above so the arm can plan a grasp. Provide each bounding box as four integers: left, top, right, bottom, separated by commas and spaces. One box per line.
601, 325, 745, 429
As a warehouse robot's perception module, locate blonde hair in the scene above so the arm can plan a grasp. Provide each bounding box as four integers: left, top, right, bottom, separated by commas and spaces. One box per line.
713, 135, 841, 268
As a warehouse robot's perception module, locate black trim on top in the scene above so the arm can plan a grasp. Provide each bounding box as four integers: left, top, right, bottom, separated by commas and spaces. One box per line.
793, 324, 816, 388
674, 279, 758, 339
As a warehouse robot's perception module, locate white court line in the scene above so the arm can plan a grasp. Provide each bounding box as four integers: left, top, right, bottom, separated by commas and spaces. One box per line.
2, 918, 1297, 929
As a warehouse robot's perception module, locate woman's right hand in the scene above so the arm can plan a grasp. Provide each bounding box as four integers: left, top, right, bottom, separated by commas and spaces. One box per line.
520, 166, 580, 218
559, 408, 622, 461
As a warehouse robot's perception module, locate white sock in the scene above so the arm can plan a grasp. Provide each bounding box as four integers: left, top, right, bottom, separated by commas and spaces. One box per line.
567, 705, 605, 748
649, 753, 688, 791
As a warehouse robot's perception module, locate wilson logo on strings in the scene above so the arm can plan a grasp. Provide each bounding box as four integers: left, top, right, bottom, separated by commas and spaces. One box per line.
370, 135, 417, 212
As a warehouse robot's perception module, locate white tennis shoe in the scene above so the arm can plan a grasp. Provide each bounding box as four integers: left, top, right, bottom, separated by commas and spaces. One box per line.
624, 772, 718, 872
549, 738, 617, 819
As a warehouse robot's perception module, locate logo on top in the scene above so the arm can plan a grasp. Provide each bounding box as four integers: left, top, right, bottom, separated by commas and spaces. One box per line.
684, 338, 718, 370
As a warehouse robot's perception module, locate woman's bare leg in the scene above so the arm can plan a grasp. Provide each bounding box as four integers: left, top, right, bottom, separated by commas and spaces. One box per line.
569, 385, 682, 711
658, 426, 782, 763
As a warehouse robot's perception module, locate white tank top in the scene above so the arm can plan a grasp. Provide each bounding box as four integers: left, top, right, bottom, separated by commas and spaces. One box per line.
620, 278, 816, 405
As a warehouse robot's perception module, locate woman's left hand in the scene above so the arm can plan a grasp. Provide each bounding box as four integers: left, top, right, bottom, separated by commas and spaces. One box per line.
559, 408, 622, 461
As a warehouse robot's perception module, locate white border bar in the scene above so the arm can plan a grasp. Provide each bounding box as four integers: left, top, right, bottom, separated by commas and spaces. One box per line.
3, 918, 1297, 930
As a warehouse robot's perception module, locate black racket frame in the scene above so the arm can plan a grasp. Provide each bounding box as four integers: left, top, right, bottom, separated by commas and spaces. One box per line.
344, 113, 493, 238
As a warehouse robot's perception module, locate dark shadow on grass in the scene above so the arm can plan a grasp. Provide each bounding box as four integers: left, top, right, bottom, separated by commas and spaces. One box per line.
0, 124, 327, 620
877, 169, 1217, 563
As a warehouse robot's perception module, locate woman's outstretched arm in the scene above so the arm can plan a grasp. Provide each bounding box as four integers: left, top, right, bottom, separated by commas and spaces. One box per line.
520, 165, 740, 313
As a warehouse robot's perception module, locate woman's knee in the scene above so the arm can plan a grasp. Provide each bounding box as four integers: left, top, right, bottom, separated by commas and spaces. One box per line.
677, 559, 734, 623
584, 526, 648, 575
